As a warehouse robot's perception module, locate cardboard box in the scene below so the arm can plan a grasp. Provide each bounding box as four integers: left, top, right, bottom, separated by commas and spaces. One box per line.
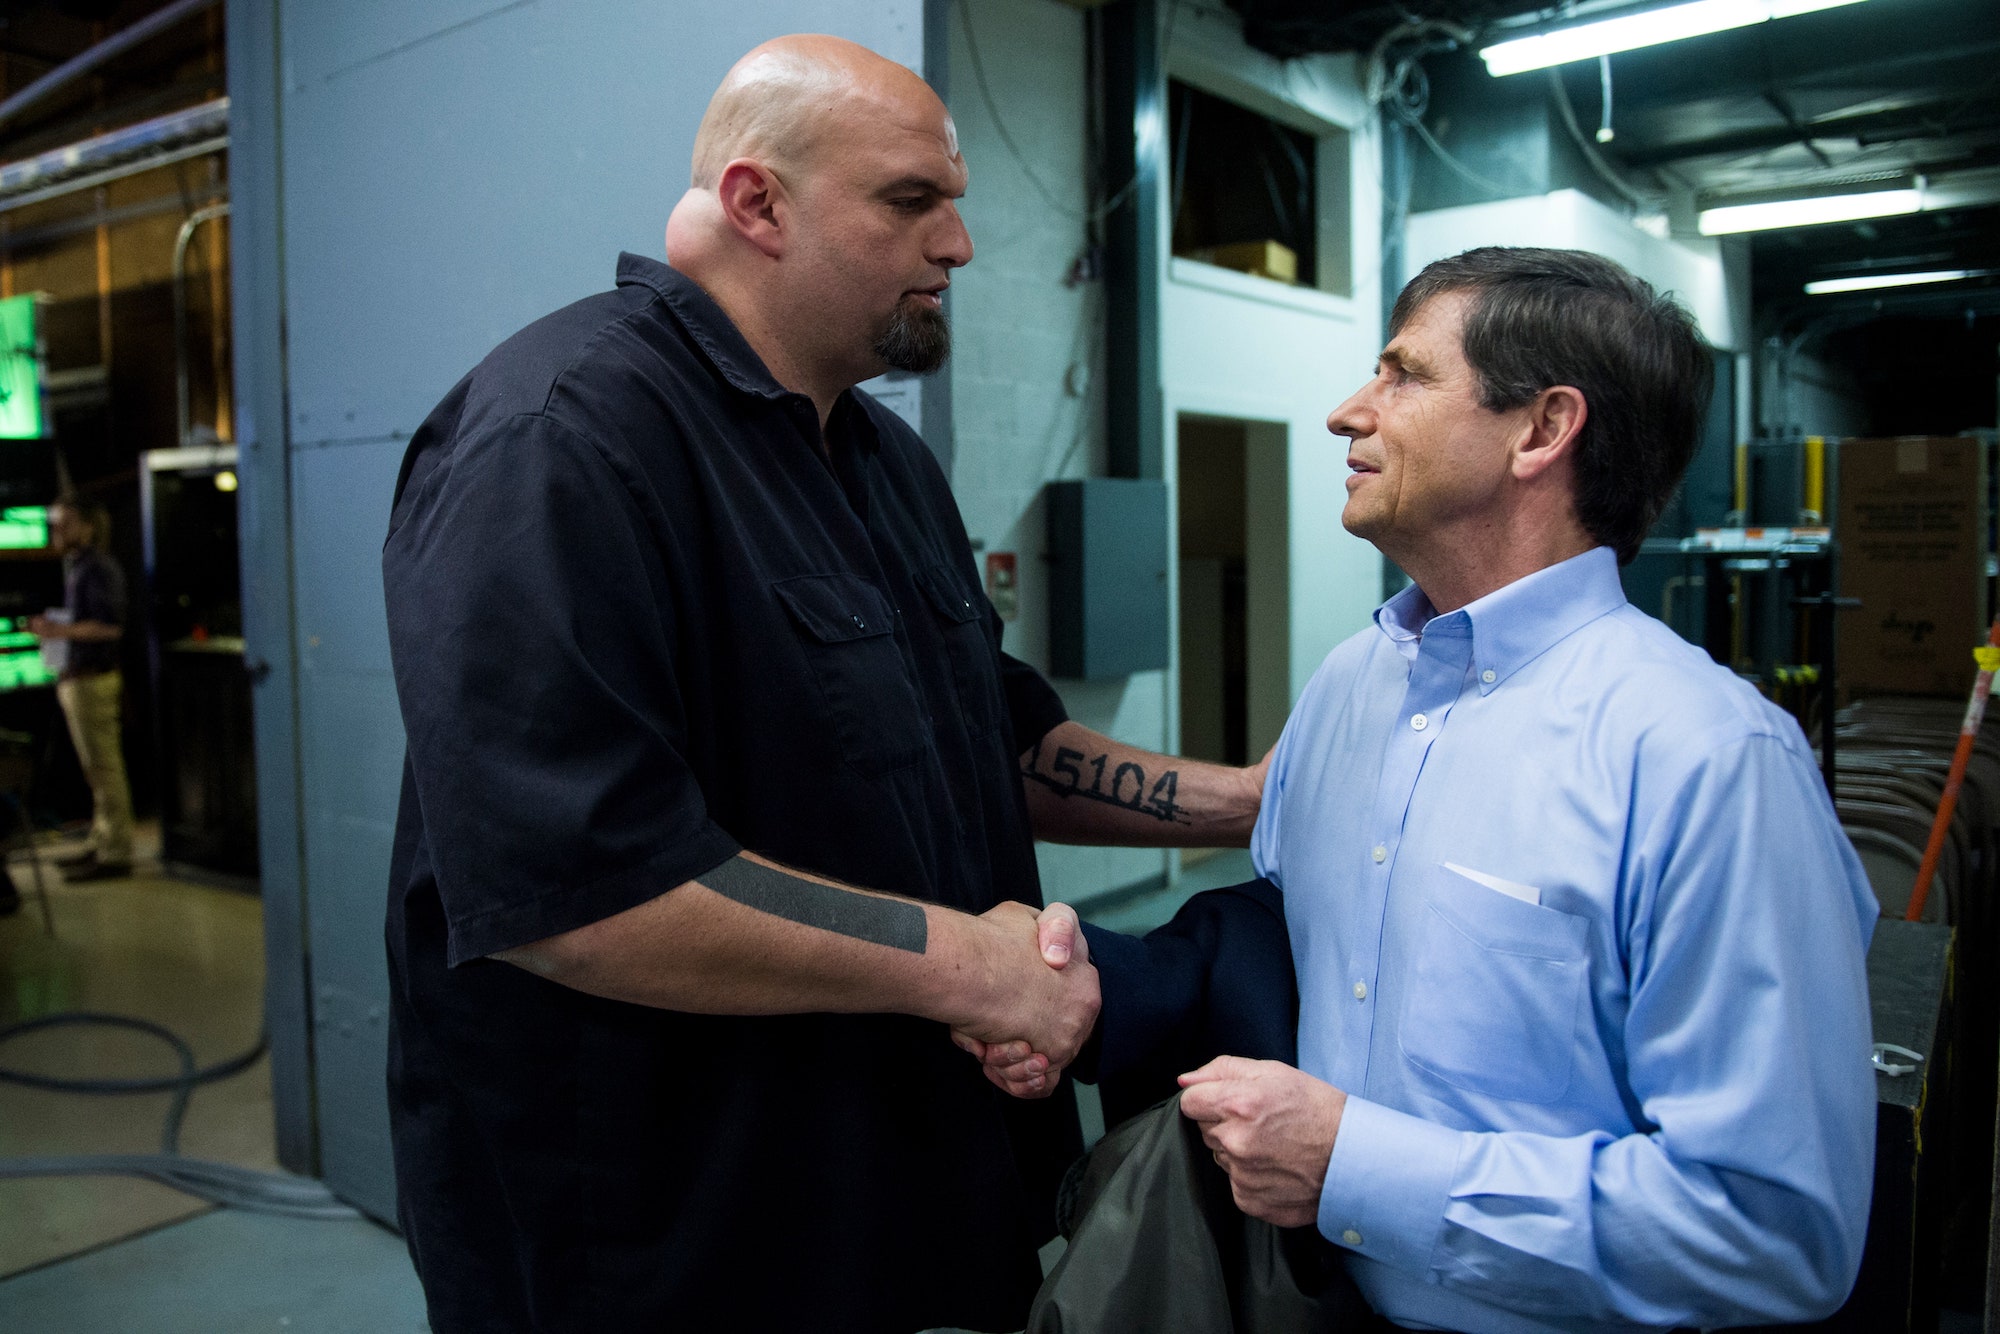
1836, 436, 1988, 697
1184, 240, 1298, 285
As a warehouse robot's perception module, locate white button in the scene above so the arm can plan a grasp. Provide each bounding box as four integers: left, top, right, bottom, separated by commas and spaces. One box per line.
1371, 845, 1387, 863
1482, 669, 1497, 684
1342, 1228, 1363, 1247
1353, 981, 1368, 1001
1410, 713, 1428, 731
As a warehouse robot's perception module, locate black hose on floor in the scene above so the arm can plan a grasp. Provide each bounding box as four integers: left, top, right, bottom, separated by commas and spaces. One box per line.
0, 1011, 358, 1219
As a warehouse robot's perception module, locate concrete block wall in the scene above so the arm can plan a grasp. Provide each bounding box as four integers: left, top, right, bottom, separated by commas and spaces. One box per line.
1162, 9, 1388, 736
942, 0, 1173, 904
943, 0, 1390, 906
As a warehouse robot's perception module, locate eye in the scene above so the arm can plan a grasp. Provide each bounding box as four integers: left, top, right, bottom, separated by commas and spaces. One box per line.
889, 196, 930, 214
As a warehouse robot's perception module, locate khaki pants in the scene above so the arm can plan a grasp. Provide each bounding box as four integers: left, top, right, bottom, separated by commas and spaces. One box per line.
57, 670, 133, 864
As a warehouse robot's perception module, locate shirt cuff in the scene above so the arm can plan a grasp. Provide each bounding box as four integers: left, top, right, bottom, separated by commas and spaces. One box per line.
1319, 1095, 1461, 1278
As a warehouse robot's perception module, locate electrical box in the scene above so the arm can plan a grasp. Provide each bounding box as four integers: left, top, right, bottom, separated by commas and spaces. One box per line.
1046, 477, 1169, 680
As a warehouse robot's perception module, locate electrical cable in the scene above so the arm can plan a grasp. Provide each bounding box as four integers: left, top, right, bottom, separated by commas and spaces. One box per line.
1364, 21, 1541, 203
1546, 68, 1668, 210
1170, 81, 1192, 239
0, 1010, 360, 1220
953, 0, 1183, 225
1597, 55, 1615, 143
1388, 57, 1531, 201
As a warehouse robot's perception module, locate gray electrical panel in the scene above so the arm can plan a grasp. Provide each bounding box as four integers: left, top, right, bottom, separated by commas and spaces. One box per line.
1047, 477, 1170, 680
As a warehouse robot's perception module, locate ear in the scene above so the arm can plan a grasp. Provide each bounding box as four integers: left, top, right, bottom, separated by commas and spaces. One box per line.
1510, 385, 1587, 484
714, 158, 788, 259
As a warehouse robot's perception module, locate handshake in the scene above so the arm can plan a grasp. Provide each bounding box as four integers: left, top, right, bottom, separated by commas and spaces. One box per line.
945, 900, 1096, 1100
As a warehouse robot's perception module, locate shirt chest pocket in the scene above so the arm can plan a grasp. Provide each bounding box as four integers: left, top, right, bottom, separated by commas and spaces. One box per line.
772, 573, 930, 777
914, 563, 1000, 738
1399, 864, 1590, 1105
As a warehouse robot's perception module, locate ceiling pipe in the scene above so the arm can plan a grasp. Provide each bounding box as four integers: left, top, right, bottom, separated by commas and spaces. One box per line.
0, 0, 221, 135
0, 98, 227, 214
174, 201, 230, 450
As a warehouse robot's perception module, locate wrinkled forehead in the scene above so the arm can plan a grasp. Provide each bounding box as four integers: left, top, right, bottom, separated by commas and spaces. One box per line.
816, 86, 967, 184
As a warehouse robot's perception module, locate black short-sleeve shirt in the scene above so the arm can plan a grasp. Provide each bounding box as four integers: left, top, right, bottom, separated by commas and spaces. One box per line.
63, 547, 125, 677
382, 254, 1075, 1334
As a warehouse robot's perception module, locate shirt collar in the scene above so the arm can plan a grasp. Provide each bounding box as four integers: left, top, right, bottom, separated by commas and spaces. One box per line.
616, 251, 788, 401
1373, 546, 1628, 693
616, 252, 878, 453
1374, 581, 1434, 663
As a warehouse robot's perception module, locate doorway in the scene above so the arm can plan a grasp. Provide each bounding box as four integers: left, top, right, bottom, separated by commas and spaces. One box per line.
1177, 414, 1290, 863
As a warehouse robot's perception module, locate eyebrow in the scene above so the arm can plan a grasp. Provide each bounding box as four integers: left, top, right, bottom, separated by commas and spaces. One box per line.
1377, 347, 1430, 379
879, 175, 963, 200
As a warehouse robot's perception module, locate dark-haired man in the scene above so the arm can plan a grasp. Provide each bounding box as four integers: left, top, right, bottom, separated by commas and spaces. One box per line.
999, 248, 1878, 1330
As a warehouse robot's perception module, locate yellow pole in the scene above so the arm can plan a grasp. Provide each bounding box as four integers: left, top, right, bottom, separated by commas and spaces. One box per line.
1803, 435, 1825, 522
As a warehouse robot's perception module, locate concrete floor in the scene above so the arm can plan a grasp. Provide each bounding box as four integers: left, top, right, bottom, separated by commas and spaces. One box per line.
0, 839, 428, 1331
0, 839, 1257, 1332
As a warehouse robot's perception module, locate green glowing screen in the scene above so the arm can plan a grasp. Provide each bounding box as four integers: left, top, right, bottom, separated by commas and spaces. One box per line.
0, 648, 53, 691
0, 295, 40, 439
0, 505, 46, 550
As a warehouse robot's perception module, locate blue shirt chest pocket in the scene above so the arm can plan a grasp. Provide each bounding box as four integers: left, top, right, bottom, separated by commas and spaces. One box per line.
772, 573, 929, 777
1398, 863, 1591, 1106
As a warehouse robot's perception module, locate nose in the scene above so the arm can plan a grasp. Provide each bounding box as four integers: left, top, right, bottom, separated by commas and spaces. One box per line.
934, 202, 973, 270
1326, 379, 1377, 440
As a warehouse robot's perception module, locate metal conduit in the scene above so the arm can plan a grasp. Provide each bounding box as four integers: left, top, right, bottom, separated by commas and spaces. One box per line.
174, 202, 231, 450
0, 0, 221, 134
0, 99, 228, 214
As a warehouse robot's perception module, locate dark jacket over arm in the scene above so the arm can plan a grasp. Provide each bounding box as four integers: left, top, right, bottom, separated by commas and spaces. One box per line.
1080, 878, 1298, 1129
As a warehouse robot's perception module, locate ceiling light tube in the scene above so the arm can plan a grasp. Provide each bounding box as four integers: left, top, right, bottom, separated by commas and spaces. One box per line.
1480, 0, 1872, 77
1696, 187, 1920, 235
1804, 269, 1984, 295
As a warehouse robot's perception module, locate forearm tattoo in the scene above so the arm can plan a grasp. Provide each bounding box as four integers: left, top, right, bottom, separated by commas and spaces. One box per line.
700, 856, 927, 954
1019, 736, 1191, 825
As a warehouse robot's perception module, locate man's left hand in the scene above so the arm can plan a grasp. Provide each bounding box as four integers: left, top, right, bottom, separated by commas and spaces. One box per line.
1178, 1056, 1345, 1228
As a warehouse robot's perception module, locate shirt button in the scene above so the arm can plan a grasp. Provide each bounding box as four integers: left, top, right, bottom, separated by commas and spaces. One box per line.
851, 615, 867, 630
1371, 845, 1387, 864
1342, 1228, 1363, 1247
1482, 669, 1497, 684
1353, 981, 1367, 1001
1410, 713, 1428, 731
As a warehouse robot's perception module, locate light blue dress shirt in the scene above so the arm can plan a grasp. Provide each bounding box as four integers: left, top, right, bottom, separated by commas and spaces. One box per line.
1251, 547, 1878, 1333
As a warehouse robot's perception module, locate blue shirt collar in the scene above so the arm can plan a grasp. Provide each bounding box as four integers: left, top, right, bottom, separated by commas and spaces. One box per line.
1373, 546, 1628, 694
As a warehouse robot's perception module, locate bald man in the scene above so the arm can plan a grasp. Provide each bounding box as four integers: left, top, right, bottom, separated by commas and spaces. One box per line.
382, 36, 1266, 1333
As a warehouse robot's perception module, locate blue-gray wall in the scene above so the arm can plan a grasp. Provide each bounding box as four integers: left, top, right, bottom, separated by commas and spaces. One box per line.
228, 0, 925, 1220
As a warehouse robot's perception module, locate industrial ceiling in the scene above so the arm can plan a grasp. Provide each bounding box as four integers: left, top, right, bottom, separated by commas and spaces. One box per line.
1229, 0, 2000, 316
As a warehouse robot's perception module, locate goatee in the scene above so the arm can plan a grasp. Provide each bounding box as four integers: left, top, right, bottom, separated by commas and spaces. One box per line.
874, 300, 951, 375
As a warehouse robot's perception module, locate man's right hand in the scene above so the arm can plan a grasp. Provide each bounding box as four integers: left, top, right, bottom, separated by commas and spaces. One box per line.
961, 901, 1097, 1085
949, 901, 1093, 1098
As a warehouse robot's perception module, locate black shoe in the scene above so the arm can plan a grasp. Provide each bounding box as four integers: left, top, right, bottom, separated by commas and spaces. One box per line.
62, 856, 131, 883
53, 847, 97, 870
0, 864, 19, 915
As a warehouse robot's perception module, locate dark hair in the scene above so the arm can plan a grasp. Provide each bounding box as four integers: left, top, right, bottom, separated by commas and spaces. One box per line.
1390, 247, 1711, 564
51, 496, 111, 549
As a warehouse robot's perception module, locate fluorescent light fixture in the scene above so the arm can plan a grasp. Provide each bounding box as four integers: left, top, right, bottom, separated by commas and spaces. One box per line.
1805, 269, 1985, 295
1696, 187, 1919, 235
1480, 0, 1871, 76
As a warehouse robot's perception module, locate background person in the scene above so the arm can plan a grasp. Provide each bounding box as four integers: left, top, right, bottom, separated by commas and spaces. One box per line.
30, 497, 133, 881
